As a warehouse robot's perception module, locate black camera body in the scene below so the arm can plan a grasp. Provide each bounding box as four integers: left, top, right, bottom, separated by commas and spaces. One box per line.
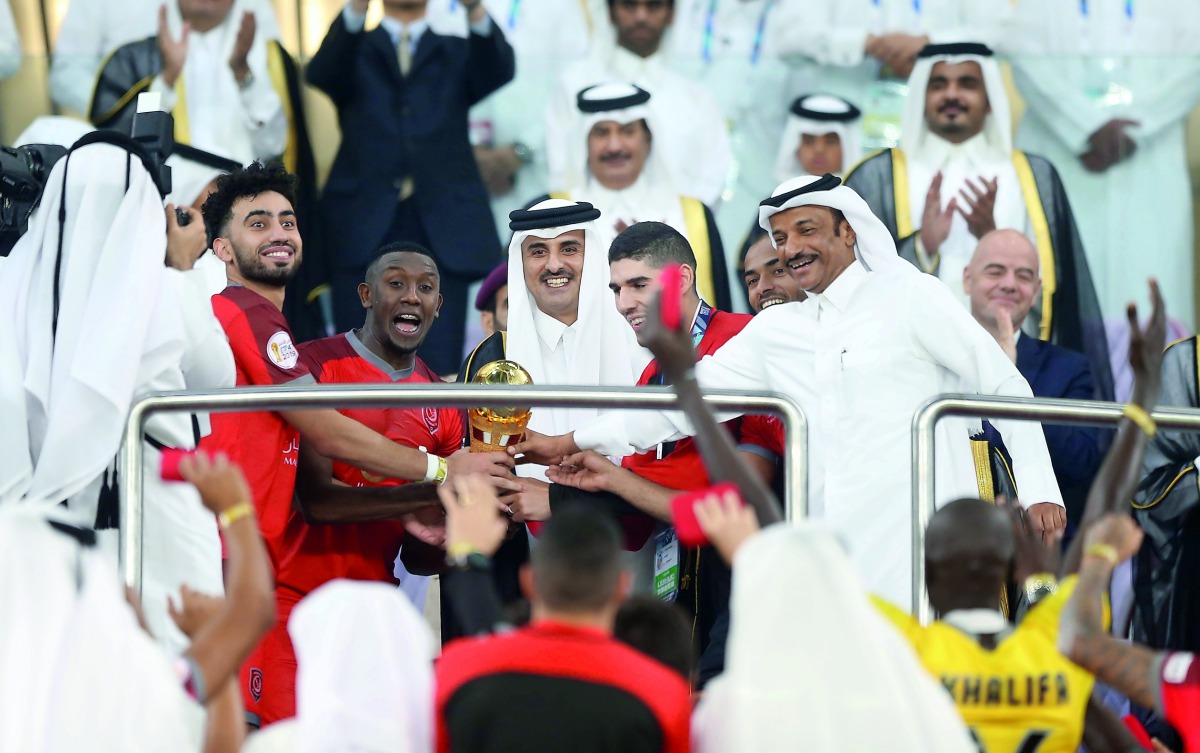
0, 103, 175, 257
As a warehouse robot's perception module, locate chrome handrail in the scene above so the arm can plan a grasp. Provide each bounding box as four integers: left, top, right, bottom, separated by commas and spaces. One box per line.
912, 394, 1200, 623
121, 383, 807, 592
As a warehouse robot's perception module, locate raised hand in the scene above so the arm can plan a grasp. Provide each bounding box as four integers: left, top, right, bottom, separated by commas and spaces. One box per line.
1082, 513, 1144, 565
991, 301, 1018, 364
1127, 278, 1165, 407
157, 4, 190, 88
178, 451, 251, 517
693, 489, 761, 566
229, 11, 256, 83
439, 473, 509, 557
919, 171, 956, 258
633, 287, 696, 380
958, 176, 998, 240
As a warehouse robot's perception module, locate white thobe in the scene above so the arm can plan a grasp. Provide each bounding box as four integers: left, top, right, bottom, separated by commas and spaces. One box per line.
769, 0, 1011, 148
1010, 0, 1200, 327
426, 0, 592, 240
149, 21, 287, 164
49, 0, 281, 117
668, 0, 795, 309
0, 0, 20, 81
907, 133, 1033, 311
575, 261, 1063, 606
545, 45, 733, 207
568, 178, 692, 264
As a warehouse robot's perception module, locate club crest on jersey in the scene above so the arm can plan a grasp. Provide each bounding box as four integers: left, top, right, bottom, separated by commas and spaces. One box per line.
267, 331, 299, 370
249, 668, 263, 702
422, 407, 439, 434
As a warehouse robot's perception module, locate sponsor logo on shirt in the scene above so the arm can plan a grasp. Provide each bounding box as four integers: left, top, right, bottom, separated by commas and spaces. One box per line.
267, 331, 299, 370
249, 668, 263, 703
422, 406, 439, 434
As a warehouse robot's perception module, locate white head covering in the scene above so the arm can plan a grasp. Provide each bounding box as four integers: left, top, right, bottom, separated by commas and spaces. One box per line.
774, 94, 862, 183
693, 525, 975, 753
292, 580, 434, 753
564, 82, 674, 195
0, 136, 185, 511
505, 199, 651, 443
13, 115, 94, 148
0, 507, 202, 752
900, 42, 1012, 161
166, 146, 241, 209
758, 174, 912, 276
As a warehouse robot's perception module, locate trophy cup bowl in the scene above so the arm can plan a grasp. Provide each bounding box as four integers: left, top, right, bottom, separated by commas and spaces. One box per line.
469, 360, 533, 453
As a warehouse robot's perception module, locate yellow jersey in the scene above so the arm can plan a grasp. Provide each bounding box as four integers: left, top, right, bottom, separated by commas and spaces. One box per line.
875, 577, 1107, 753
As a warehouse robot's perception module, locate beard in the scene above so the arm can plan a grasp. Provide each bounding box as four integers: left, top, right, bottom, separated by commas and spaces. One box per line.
230, 238, 301, 287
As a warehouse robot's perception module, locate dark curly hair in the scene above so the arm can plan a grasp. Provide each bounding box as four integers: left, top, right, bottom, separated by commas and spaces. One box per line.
200, 161, 298, 249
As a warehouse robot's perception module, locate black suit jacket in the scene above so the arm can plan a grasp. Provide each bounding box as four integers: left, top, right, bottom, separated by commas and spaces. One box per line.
995, 335, 1104, 525
307, 14, 514, 274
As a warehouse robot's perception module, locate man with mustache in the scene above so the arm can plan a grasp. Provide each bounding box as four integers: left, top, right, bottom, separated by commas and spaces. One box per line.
513, 174, 1065, 608
544, 0, 731, 209
532, 83, 731, 311
845, 42, 1112, 404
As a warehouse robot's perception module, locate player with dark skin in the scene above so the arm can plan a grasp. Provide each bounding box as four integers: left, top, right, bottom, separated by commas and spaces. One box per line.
295, 250, 517, 534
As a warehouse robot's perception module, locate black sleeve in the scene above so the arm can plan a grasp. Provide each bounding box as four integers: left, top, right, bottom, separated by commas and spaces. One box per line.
549, 483, 642, 518
442, 565, 509, 636
703, 204, 732, 312
306, 12, 363, 105
464, 19, 516, 105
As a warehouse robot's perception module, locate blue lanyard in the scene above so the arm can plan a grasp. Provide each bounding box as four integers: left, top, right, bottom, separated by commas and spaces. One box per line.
701, 0, 775, 66
691, 300, 714, 347
450, 0, 520, 30
1080, 0, 1134, 21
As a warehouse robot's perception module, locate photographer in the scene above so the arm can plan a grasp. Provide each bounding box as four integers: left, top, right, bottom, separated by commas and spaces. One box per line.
0, 134, 236, 653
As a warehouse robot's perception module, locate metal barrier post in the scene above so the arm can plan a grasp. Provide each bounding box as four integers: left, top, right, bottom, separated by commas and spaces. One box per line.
912, 394, 1200, 624
121, 383, 807, 593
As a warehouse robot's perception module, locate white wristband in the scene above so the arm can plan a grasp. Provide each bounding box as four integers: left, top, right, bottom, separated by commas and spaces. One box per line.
423, 452, 440, 483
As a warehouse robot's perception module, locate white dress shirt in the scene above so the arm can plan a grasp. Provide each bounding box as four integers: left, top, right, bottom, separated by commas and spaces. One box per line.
576, 260, 1062, 605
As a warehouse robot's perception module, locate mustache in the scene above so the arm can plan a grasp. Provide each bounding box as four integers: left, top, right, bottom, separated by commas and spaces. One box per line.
539, 270, 575, 282
599, 151, 633, 163
938, 100, 967, 113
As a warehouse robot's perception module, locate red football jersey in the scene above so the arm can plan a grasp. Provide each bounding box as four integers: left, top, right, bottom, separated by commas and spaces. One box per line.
203, 286, 312, 566
1160, 652, 1200, 752
273, 332, 463, 597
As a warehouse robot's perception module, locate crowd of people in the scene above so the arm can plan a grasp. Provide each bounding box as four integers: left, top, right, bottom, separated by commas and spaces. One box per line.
1, 0, 1200, 751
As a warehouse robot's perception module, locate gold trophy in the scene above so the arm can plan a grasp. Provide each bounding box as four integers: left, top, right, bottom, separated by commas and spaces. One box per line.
469, 360, 534, 452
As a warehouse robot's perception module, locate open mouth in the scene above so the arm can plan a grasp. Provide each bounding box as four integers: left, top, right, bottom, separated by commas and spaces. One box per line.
544, 276, 572, 289
760, 297, 786, 310
393, 313, 422, 335
628, 315, 646, 329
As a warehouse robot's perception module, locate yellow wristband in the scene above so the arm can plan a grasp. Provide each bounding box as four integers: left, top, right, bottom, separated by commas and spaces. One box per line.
1084, 543, 1120, 567
1123, 403, 1157, 438
434, 456, 448, 485
446, 542, 480, 560
218, 501, 254, 530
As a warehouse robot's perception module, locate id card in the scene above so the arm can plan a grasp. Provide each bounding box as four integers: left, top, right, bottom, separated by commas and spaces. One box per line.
654, 528, 681, 602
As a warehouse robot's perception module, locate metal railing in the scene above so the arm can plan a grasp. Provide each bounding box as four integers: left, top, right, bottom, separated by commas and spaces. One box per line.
120, 383, 807, 593
911, 394, 1200, 624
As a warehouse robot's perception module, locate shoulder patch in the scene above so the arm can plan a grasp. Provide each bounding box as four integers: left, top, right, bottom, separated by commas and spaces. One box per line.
267, 330, 300, 370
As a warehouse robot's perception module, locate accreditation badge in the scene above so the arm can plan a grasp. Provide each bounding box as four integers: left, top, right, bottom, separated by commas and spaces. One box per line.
654, 528, 681, 602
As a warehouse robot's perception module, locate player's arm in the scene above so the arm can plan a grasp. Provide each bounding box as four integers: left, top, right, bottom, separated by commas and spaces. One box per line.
282, 407, 514, 485
294, 441, 521, 524
1062, 281, 1164, 576
174, 453, 276, 705
1081, 692, 1144, 753
628, 292, 782, 525
1060, 515, 1161, 709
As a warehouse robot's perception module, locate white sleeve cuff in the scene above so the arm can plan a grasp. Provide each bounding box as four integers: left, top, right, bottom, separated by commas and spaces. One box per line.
468, 13, 493, 36
342, 3, 367, 32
